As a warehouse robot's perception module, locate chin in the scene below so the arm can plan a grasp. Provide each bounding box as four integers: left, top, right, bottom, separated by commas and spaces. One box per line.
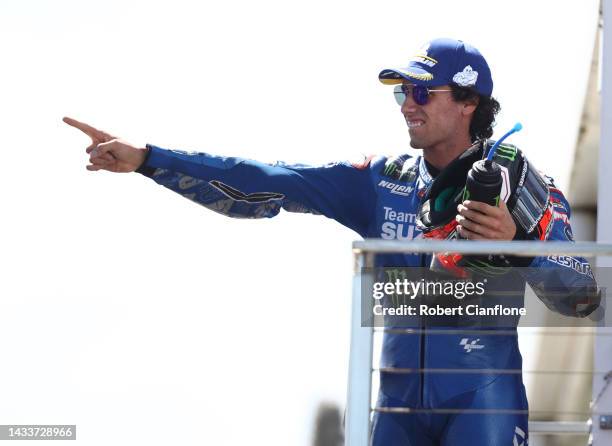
409, 138, 423, 150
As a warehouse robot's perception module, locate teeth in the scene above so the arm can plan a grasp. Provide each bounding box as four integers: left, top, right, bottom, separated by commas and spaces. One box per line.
407, 120, 424, 128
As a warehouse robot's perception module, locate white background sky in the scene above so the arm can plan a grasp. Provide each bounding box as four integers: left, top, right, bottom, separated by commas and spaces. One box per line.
0, 1, 600, 445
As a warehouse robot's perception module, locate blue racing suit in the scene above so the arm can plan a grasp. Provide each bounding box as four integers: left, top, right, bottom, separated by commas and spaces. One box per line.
135, 143, 599, 446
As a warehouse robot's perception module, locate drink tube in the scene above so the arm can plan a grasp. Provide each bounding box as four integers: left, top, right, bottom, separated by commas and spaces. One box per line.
462, 123, 523, 206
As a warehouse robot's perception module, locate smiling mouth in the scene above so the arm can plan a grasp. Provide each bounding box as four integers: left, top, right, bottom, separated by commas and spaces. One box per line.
407, 120, 425, 128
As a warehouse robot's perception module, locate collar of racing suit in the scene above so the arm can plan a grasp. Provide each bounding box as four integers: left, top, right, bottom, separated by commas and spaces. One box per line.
415, 139, 552, 239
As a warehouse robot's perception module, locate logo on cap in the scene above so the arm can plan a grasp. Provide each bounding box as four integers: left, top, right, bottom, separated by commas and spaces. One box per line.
452, 65, 478, 87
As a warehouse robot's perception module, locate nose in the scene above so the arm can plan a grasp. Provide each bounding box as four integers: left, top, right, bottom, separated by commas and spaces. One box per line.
401, 92, 418, 115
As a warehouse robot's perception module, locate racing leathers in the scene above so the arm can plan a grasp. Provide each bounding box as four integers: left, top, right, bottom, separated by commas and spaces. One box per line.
135, 140, 599, 446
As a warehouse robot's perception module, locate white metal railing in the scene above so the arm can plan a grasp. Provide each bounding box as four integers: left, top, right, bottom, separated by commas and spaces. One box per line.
353, 240, 612, 256
346, 240, 612, 446
529, 421, 590, 435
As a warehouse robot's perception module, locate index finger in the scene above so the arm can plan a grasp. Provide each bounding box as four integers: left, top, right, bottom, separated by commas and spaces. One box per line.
461, 200, 501, 215
63, 117, 111, 141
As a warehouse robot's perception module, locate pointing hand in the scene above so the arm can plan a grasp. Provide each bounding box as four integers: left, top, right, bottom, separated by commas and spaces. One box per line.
63, 117, 148, 173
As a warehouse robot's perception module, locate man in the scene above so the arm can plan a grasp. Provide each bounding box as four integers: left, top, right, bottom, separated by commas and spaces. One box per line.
65, 38, 598, 445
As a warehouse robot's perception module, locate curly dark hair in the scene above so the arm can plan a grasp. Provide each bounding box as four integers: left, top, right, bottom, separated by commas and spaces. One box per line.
450, 84, 501, 142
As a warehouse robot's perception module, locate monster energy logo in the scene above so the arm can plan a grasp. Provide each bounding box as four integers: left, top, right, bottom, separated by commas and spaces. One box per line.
494, 145, 517, 161
399, 164, 418, 182
384, 162, 399, 176
383, 156, 416, 182
461, 189, 500, 206
384, 268, 411, 306
463, 258, 511, 276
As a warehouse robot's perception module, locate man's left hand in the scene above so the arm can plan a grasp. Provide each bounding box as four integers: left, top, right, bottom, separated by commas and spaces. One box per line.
456, 200, 516, 240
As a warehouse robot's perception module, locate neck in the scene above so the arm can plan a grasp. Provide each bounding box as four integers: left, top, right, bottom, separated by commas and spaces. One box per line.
422, 134, 475, 170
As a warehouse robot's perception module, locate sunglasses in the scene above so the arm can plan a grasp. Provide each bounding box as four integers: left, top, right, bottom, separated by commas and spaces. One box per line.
393, 84, 452, 106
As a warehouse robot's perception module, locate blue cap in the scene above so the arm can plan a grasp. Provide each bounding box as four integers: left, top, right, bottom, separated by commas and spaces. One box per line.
378, 38, 493, 96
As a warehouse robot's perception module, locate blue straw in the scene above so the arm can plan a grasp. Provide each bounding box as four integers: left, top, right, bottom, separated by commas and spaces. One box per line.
486, 123, 523, 161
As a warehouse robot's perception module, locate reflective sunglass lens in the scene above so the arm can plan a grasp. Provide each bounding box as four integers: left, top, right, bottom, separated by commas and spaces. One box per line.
393, 85, 405, 106
392, 85, 430, 106
413, 86, 429, 106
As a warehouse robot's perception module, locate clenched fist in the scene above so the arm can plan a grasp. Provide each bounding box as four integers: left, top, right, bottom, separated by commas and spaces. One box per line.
63, 117, 148, 173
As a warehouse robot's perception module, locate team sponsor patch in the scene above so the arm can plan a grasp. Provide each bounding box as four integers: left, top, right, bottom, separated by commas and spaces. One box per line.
400, 163, 419, 182
547, 255, 594, 278
545, 176, 557, 187
380, 206, 418, 240
452, 65, 478, 87
209, 180, 284, 203
382, 156, 403, 177
377, 180, 413, 196
494, 144, 518, 162
409, 43, 438, 68
460, 338, 484, 352
383, 206, 416, 223
517, 160, 528, 188
553, 209, 569, 224
513, 426, 527, 446
381, 156, 417, 182
410, 52, 438, 68
551, 198, 565, 208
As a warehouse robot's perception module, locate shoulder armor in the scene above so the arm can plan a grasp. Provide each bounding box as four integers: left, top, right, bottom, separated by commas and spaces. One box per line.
381, 154, 418, 182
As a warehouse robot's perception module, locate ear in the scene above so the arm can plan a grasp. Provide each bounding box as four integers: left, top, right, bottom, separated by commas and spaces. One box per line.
461, 96, 479, 117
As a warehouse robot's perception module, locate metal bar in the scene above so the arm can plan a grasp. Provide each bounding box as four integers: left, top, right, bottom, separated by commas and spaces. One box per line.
373, 406, 527, 415
353, 240, 612, 256
372, 407, 603, 417
594, 2, 612, 444
377, 327, 612, 336
529, 421, 590, 435
345, 253, 373, 446
373, 367, 610, 375
347, 241, 612, 445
